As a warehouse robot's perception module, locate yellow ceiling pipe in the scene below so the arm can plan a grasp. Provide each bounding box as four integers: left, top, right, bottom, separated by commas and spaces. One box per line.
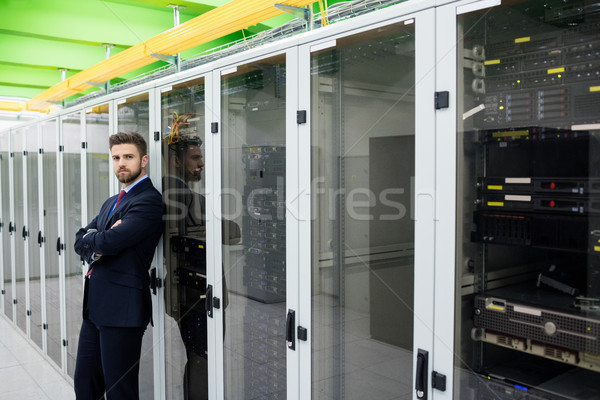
26, 0, 317, 111
0, 101, 26, 112
0, 101, 53, 115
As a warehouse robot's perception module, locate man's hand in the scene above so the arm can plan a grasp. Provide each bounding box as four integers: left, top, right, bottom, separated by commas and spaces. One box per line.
92, 220, 121, 258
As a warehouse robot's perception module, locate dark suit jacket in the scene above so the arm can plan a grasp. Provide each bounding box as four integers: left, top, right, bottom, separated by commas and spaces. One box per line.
74, 178, 164, 327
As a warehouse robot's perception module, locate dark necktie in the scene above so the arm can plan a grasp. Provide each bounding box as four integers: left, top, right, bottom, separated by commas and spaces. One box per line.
115, 190, 126, 208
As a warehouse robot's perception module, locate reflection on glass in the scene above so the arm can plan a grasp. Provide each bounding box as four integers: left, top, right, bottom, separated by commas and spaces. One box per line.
13, 128, 26, 335
160, 78, 209, 399
116, 92, 154, 398
456, 2, 600, 398
42, 119, 61, 367
25, 124, 43, 349
1, 132, 12, 321
86, 105, 110, 223
311, 23, 416, 400
222, 55, 286, 399
118, 93, 150, 175
62, 112, 82, 378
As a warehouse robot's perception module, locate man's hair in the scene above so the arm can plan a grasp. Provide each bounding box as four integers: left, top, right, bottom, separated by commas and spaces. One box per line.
109, 132, 147, 157
168, 137, 202, 157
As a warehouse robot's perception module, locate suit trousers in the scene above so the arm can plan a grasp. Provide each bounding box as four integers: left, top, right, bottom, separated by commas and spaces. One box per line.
74, 319, 146, 400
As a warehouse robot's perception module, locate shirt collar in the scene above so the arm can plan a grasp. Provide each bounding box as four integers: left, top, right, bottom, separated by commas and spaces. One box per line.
122, 174, 148, 193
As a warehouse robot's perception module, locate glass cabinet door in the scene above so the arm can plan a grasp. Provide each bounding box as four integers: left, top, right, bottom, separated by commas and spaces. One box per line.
221, 54, 288, 399
455, 1, 600, 399
25, 124, 43, 349
85, 105, 111, 218
41, 118, 62, 368
118, 93, 151, 175
116, 92, 154, 399
1, 131, 12, 321
61, 111, 82, 377
12, 128, 26, 335
160, 77, 208, 399
309, 21, 417, 400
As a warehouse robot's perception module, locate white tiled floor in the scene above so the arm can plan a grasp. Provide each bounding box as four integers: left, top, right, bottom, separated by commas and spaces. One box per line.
0, 315, 74, 400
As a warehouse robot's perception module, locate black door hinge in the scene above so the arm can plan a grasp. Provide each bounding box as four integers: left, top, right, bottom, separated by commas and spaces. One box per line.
432, 371, 446, 392
297, 110, 307, 124
154, 131, 160, 141
43, 323, 48, 330
27, 310, 31, 316
63, 339, 68, 347
298, 326, 308, 341
81, 142, 88, 149
150, 268, 162, 295
211, 122, 219, 133
435, 91, 449, 110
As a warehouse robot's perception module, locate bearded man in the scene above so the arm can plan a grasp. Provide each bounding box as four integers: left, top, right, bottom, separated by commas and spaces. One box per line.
73, 131, 164, 400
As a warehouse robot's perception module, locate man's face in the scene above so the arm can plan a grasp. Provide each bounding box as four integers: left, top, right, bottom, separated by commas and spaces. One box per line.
111, 143, 148, 185
183, 145, 204, 182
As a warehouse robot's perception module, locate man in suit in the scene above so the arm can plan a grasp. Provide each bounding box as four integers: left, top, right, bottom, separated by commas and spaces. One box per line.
73, 131, 164, 400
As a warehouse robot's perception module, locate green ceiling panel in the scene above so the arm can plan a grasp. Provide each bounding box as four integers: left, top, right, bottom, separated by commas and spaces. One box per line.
0, 84, 44, 99
0, 33, 126, 70
2, 0, 186, 44
0, 0, 340, 103
0, 64, 68, 87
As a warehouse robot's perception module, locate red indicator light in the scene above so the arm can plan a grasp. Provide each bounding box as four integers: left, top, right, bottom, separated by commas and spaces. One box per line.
550, 200, 555, 208
550, 182, 556, 190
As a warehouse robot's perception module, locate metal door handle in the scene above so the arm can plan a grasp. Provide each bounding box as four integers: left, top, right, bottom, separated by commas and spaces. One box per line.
286, 309, 296, 350
415, 349, 428, 399
206, 285, 213, 318
150, 268, 162, 295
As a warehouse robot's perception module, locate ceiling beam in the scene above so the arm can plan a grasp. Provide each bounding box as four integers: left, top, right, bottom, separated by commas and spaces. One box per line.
27, 0, 316, 110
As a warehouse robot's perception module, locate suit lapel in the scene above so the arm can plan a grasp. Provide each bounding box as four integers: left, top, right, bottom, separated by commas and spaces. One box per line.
99, 193, 118, 230
103, 178, 151, 230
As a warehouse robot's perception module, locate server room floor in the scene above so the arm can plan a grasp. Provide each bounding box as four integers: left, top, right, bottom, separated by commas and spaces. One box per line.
4, 286, 412, 400
0, 315, 74, 400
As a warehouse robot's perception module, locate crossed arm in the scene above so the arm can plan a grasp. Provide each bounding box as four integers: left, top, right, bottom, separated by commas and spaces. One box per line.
74, 199, 163, 264
82, 219, 122, 260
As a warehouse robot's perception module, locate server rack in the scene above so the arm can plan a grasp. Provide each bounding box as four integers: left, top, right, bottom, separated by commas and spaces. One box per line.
457, 1, 600, 398
242, 145, 286, 304
240, 145, 287, 399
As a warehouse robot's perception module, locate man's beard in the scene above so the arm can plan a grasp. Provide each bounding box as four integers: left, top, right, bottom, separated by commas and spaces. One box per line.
184, 167, 201, 182
116, 164, 143, 184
